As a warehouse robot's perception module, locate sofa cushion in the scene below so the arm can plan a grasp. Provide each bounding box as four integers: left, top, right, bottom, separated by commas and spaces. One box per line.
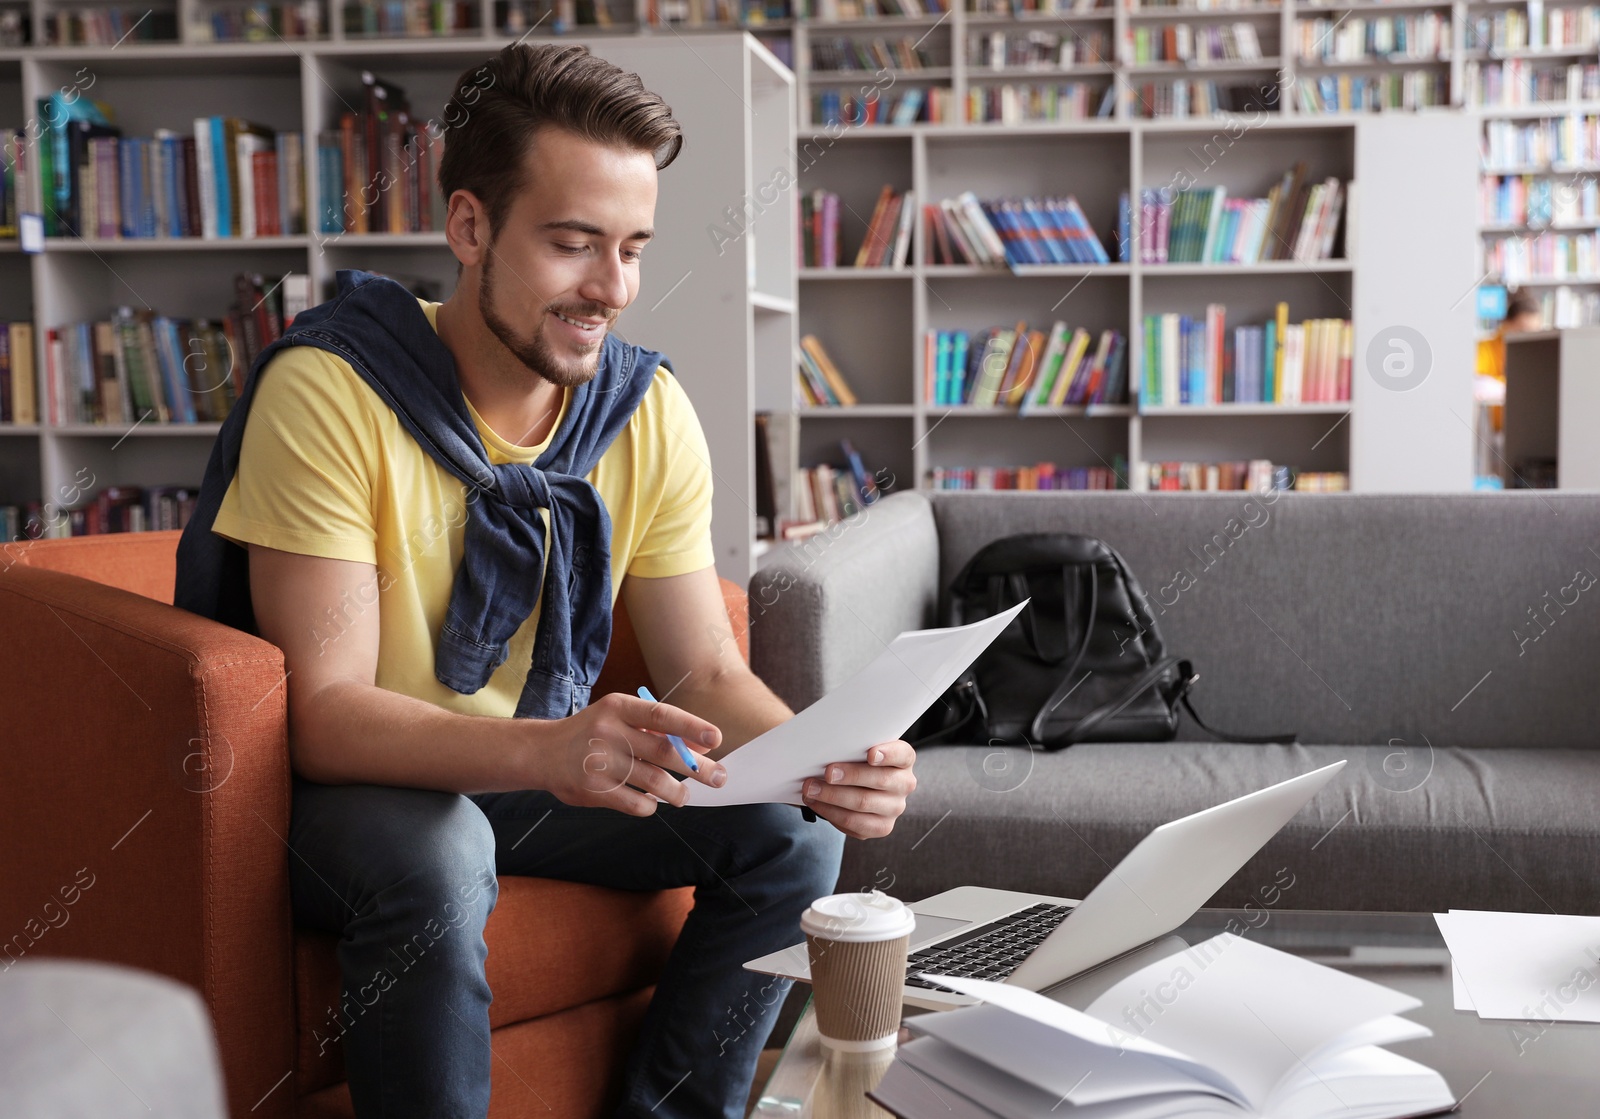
840, 742, 1600, 915
926, 492, 1600, 751
293, 878, 694, 1096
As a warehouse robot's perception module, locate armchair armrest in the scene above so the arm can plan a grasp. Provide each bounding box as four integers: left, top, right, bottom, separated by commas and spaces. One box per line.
749, 491, 940, 711
0, 565, 296, 1119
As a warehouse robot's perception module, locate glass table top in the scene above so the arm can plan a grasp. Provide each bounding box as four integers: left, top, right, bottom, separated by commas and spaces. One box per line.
751, 908, 1600, 1118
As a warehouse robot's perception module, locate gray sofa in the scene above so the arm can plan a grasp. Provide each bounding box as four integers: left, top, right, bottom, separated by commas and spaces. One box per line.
749, 490, 1600, 915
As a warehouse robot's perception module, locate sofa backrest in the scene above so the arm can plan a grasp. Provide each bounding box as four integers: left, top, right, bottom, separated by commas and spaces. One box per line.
8, 528, 749, 683
929, 491, 1600, 750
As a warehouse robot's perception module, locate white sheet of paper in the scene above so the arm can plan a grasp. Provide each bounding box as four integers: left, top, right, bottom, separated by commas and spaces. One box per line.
686, 600, 1027, 806
1451, 963, 1475, 1012
1434, 910, 1600, 1023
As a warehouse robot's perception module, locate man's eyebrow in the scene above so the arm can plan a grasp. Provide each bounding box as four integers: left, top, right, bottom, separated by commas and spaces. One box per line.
543, 219, 654, 241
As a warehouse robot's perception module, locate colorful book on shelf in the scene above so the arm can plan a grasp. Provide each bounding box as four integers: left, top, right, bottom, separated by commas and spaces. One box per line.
784, 438, 886, 538
0, 323, 35, 424
925, 320, 1127, 409
1140, 303, 1352, 406
1135, 164, 1344, 264
810, 86, 952, 128
928, 455, 1128, 492
853, 184, 915, 268
925, 192, 1110, 267
796, 334, 859, 406
44, 273, 300, 426
316, 71, 446, 236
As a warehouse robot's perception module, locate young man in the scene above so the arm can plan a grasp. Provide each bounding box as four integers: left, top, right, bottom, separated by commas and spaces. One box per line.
174, 43, 918, 1119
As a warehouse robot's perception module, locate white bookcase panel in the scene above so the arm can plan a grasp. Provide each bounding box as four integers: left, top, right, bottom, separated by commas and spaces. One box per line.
0, 33, 792, 586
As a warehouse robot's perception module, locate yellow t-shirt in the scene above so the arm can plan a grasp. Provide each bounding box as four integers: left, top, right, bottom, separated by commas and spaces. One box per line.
212, 300, 715, 718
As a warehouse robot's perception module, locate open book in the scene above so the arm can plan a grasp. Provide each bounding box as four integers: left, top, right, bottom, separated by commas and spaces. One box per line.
869, 935, 1456, 1119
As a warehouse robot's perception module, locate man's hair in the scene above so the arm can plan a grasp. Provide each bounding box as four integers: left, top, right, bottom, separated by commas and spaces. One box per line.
1505, 289, 1540, 322
438, 43, 683, 238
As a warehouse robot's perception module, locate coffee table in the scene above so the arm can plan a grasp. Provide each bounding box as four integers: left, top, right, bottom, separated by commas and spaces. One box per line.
749, 907, 1599, 1117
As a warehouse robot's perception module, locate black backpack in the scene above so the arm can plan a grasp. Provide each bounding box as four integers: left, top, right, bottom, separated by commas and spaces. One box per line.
910, 533, 1295, 751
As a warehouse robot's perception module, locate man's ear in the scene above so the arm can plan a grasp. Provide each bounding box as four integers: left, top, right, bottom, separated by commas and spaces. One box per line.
445, 189, 490, 271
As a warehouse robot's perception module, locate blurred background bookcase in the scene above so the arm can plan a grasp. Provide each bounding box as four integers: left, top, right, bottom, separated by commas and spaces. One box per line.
767, 110, 1478, 510
0, 34, 794, 586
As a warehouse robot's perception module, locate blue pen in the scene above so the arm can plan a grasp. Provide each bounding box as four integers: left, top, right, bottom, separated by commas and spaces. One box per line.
637, 686, 700, 772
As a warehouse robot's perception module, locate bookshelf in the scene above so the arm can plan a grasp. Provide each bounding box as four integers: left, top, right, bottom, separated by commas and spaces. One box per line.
0, 33, 793, 588
775, 109, 1478, 505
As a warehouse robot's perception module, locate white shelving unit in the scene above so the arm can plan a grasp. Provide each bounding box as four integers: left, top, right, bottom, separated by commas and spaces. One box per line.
776, 108, 1479, 499
0, 32, 795, 586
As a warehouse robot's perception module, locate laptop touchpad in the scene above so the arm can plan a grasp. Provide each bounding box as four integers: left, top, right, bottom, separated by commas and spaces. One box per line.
910, 912, 970, 950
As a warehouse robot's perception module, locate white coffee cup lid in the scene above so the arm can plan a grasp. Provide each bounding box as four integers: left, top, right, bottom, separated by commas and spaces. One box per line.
800, 890, 916, 943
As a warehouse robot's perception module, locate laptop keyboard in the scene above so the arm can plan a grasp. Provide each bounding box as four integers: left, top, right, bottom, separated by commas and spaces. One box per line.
904, 903, 1073, 993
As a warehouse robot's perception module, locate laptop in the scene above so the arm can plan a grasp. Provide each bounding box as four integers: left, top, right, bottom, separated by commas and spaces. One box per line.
744, 760, 1346, 1011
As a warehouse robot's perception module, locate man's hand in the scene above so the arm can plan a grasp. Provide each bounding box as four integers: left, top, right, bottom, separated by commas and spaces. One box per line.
534, 692, 728, 816
800, 740, 917, 840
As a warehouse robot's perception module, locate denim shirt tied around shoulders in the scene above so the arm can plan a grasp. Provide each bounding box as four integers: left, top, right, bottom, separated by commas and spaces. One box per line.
174, 268, 664, 720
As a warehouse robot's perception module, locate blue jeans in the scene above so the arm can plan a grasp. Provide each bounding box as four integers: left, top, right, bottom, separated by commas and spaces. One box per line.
287, 776, 845, 1119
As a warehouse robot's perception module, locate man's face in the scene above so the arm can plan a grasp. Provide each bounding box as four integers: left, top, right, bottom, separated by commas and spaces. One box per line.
475, 127, 658, 388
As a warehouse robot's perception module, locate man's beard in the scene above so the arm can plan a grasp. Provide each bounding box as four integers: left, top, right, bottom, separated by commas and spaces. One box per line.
478, 248, 613, 389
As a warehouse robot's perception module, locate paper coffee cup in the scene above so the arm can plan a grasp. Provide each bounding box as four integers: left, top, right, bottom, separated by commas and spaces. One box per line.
801, 891, 915, 1052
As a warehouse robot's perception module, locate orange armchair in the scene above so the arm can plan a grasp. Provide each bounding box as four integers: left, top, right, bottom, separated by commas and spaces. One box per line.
0, 530, 748, 1118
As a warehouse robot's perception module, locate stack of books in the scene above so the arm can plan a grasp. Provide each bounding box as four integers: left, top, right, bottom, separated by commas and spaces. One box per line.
0, 323, 37, 425
189, 2, 324, 40
1481, 115, 1600, 170
965, 82, 1116, 123
1, 485, 199, 542
1466, 4, 1600, 51
967, 0, 1102, 11
1141, 303, 1352, 405
1295, 12, 1449, 61
795, 335, 860, 406
786, 439, 883, 538
1123, 21, 1263, 63
317, 71, 447, 236
803, 184, 914, 269
1465, 59, 1600, 106
33, 95, 308, 240
1483, 173, 1600, 227
1128, 78, 1277, 118
871, 936, 1454, 1118
970, 27, 1109, 67
341, 0, 479, 36
924, 192, 1111, 267
1297, 71, 1448, 113
1128, 164, 1344, 264
43, 272, 308, 426
43, 8, 176, 43
1484, 230, 1600, 283
925, 320, 1127, 408
1148, 458, 1284, 491
929, 459, 1127, 490
798, 0, 949, 18
811, 86, 952, 126
800, 190, 842, 267
810, 35, 936, 70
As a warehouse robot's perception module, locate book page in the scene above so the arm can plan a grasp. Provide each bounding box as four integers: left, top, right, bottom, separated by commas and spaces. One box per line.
895, 1036, 1241, 1119
1084, 936, 1421, 1109
912, 984, 1249, 1108
1268, 1045, 1455, 1119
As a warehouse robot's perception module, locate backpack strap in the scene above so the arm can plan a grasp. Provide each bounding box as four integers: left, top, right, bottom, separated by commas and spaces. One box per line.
1175, 667, 1299, 744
